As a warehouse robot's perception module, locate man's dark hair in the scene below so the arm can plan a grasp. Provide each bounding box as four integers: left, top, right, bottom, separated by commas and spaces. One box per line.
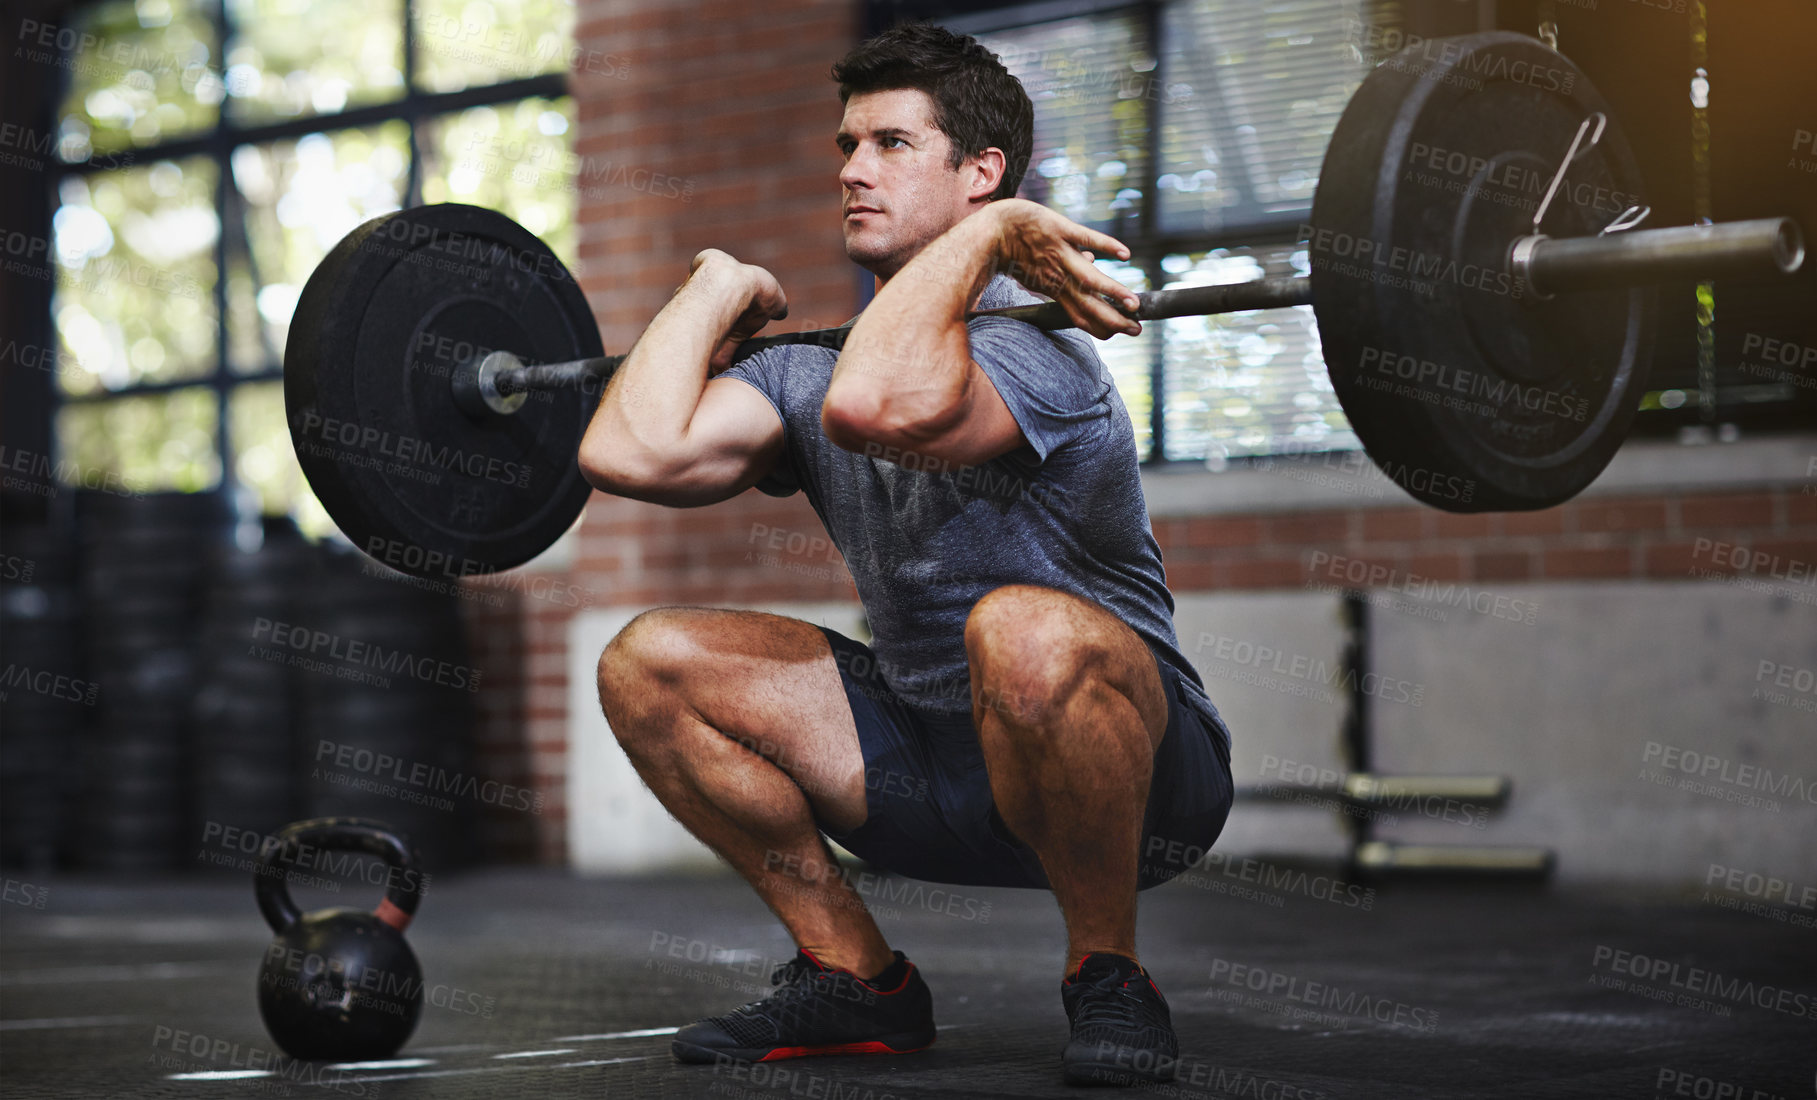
831, 23, 1033, 202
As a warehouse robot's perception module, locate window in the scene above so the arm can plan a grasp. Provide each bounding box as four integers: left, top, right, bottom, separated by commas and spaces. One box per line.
954, 0, 1376, 466
948, 0, 1807, 466
49, 0, 579, 531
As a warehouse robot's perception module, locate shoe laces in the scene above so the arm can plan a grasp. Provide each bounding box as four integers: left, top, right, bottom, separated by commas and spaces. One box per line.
732, 955, 824, 1014
1073, 970, 1155, 1030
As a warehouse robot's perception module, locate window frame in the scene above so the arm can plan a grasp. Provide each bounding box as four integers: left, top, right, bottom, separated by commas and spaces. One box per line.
49, 0, 569, 499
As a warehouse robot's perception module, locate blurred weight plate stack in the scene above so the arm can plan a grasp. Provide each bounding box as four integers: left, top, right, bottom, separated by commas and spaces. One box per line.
192, 515, 314, 842
75, 490, 233, 871
0, 520, 84, 870
295, 541, 476, 873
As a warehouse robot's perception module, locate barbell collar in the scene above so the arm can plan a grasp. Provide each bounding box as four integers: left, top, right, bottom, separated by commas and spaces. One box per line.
1512, 217, 1805, 299
451, 350, 531, 417
485, 354, 607, 400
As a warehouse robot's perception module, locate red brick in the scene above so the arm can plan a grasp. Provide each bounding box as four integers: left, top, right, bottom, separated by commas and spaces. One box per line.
642, 547, 701, 571
527, 683, 567, 708
1264, 512, 1352, 545
1501, 508, 1569, 536
1406, 552, 1467, 582
1151, 518, 1186, 551
1572, 498, 1669, 533
1165, 561, 1220, 591
1783, 488, 1817, 527
528, 650, 568, 674
576, 7, 672, 38
1474, 550, 1535, 581
698, 543, 764, 568
1643, 540, 1727, 579
677, 509, 758, 535
528, 625, 571, 653
1303, 552, 1403, 590
1182, 516, 1264, 549
1224, 557, 1309, 589
1429, 512, 1496, 539
1677, 492, 1779, 530
1359, 509, 1429, 543
1543, 546, 1633, 579
594, 515, 667, 537
1731, 539, 1817, 577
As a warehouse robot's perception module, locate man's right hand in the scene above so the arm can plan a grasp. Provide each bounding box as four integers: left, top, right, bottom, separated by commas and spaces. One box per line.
580, 248, 791, 505
687, 249, 789, 374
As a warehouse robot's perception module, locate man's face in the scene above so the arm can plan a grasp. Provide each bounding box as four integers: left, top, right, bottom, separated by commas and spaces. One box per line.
836, 88, 991, 280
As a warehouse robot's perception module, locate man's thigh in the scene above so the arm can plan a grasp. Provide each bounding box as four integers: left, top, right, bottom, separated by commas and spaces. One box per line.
810, 623, 1234, 891
963, 584, 1170, 751
601, 607, 867, 829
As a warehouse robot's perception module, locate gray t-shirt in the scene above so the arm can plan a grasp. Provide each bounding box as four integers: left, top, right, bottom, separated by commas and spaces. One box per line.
721, 274, 1215, 721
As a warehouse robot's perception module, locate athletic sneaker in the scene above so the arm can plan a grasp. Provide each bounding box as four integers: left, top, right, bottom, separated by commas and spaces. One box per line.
671, 948, 936, 1063
1060, 953, 1179, 1086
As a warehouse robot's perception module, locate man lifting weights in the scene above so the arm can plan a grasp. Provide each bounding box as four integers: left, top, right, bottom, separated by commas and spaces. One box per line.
578, 23, 1234, 1087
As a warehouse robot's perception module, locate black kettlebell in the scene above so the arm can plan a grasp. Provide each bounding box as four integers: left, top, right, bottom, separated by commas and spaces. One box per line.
254, 818, 426, 1061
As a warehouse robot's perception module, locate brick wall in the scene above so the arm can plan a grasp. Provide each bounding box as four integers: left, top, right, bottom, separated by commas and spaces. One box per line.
459, 0, 859, 863
457, 0, 1817, 864
1155, 488, 1817, 592
571, 0, 861, 353
461, 589, 580, 864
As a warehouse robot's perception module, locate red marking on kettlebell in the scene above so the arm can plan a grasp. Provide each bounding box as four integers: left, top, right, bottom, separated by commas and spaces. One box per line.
375, 897, 413, 932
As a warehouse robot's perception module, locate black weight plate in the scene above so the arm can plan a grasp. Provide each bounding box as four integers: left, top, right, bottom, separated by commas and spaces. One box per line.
285, 204, 601, 578
1311, 32, 1655, 511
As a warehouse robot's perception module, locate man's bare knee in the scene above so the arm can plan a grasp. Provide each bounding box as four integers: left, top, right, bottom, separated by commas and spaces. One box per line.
607, 605, 720, 676
968, 590, 1110, 717
597, 607, 705, 735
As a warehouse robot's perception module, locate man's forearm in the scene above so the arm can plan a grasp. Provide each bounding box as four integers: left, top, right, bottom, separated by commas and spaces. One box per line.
828, 206, 1003, 436
580, 264, 748, 479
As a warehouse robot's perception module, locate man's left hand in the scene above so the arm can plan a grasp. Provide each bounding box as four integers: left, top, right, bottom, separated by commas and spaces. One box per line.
985, 198, 1142, 339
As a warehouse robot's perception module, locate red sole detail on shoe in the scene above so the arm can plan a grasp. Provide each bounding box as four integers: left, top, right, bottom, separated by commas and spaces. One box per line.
757, 1040, 930, 1061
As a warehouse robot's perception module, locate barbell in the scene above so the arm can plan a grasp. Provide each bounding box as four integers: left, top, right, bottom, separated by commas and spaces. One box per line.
284, 32, 1807, 581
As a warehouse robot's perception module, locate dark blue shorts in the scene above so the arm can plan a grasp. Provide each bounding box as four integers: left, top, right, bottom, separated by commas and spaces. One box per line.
813, 626, 1235, 891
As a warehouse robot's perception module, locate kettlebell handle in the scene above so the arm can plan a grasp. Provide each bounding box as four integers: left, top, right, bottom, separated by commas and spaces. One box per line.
254, 818, 423, 935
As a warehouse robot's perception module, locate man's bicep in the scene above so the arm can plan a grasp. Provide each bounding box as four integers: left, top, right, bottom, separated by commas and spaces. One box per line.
598, 375, 786, 506
678, 375, 788, 494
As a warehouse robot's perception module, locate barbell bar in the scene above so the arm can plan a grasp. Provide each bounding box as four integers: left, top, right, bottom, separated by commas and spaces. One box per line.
460, 218, 1802, 412
284, 31, 1814, 580
458, 277, 1322, 414
1510, 216, 1804, 298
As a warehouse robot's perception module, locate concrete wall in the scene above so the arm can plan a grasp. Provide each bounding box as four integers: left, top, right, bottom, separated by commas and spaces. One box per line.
1369, 579, 1817, 885
1171, 592, 1355, 862
563, 579, 1817, 886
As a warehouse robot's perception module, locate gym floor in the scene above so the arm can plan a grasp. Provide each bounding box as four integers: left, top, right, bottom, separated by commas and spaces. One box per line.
3, 868, 1811, 1099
